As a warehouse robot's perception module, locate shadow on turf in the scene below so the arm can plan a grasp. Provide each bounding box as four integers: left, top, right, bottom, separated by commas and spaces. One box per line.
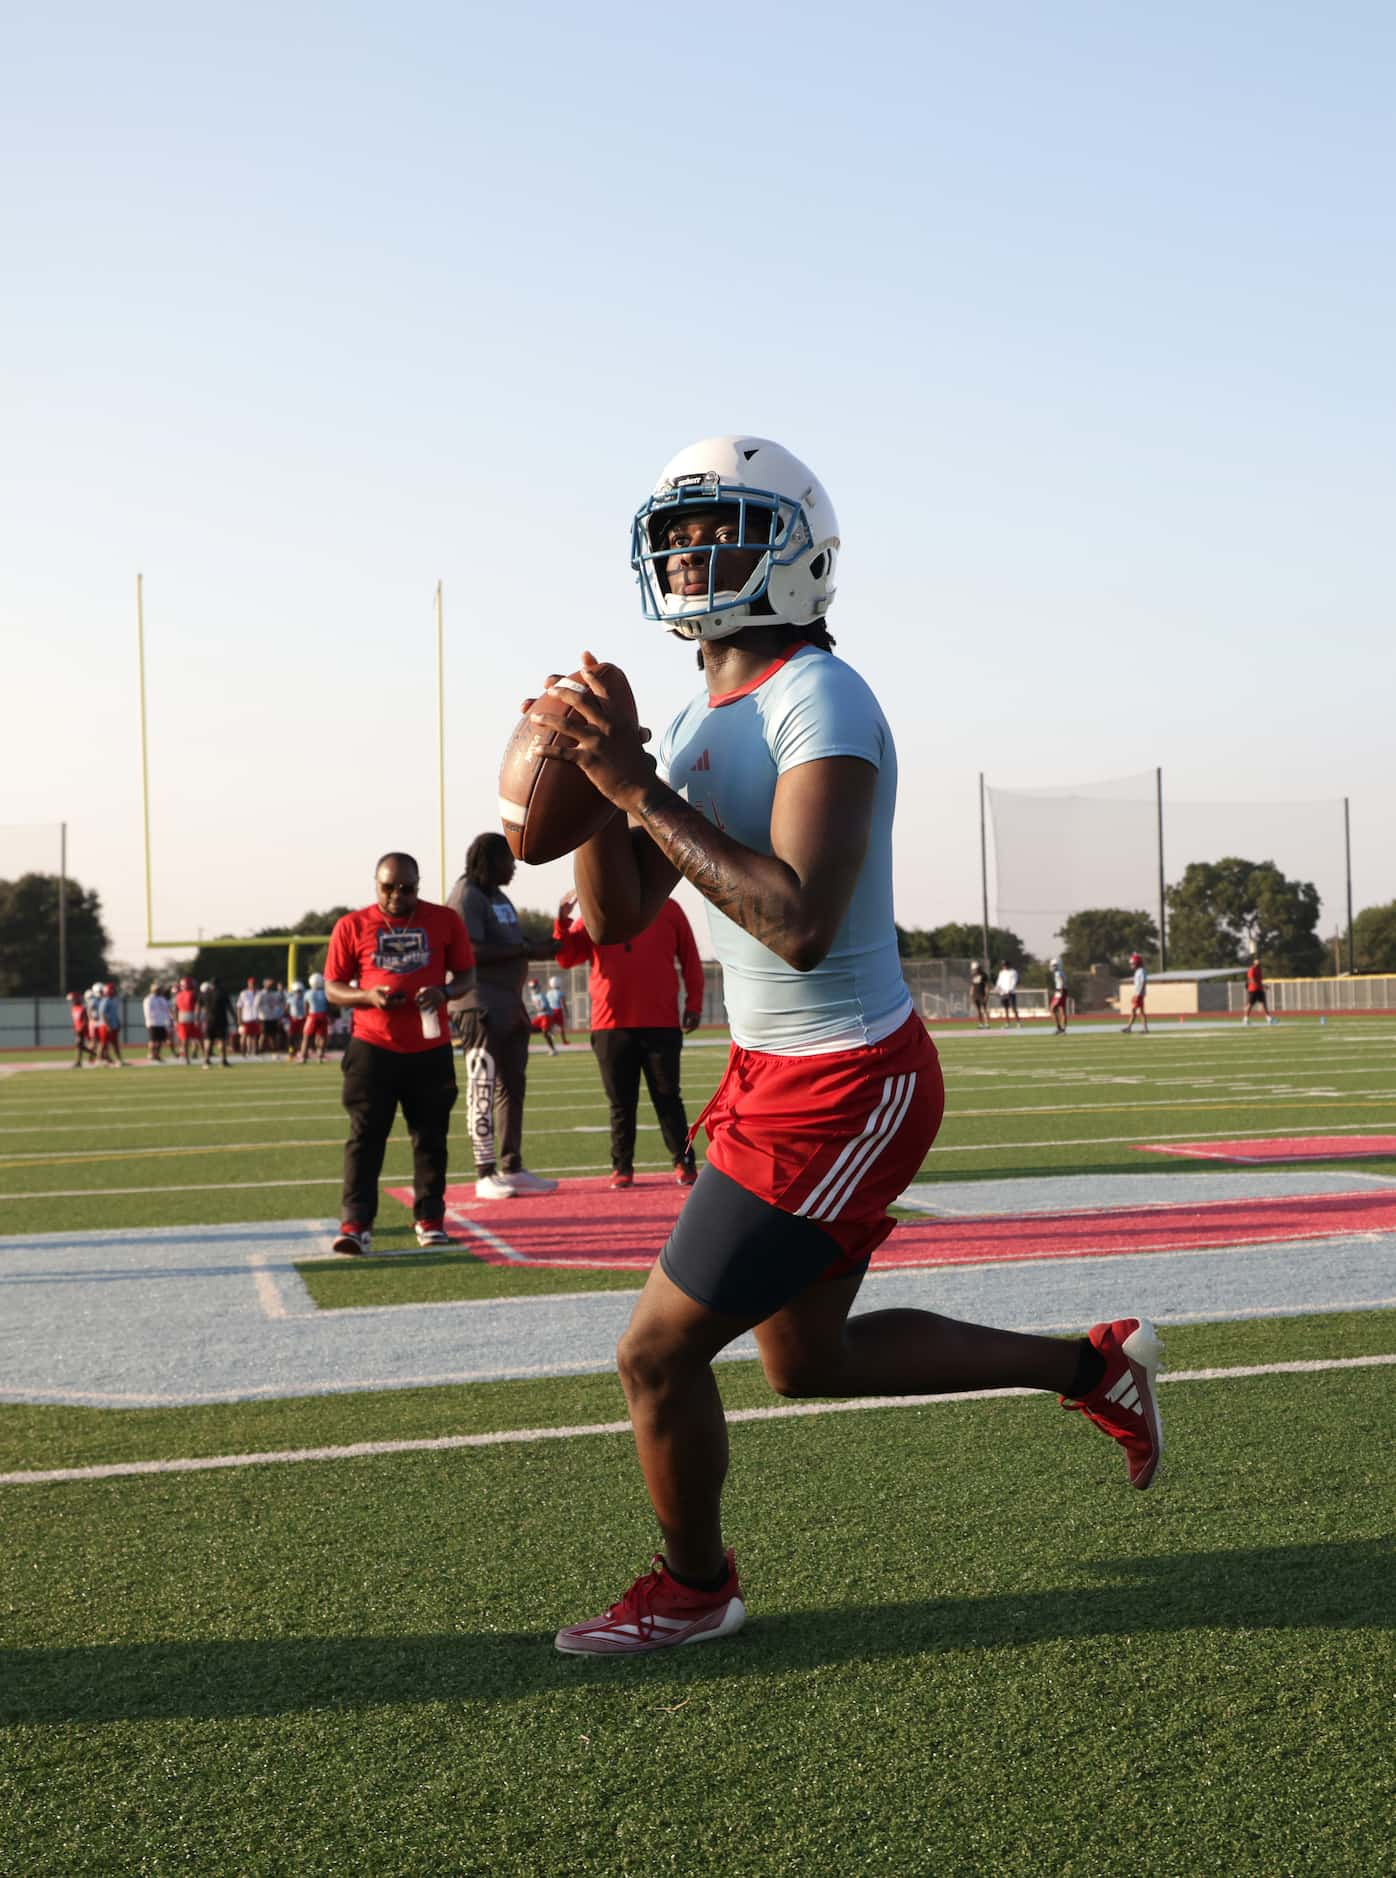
6, 1537, 1390, 1723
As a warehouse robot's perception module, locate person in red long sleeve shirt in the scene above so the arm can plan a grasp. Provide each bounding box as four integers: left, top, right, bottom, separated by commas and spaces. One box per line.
554, 889, 705, 1189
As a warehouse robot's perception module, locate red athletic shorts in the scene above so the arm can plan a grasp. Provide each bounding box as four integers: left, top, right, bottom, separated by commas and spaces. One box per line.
288, 1018, 305, 1040
177, 1023, 199, 1042
1131, 995, 1145, 1012
92, 1024, 110, 1045
1050, 992, 1067, 1011
303, 1013, 329, 1037
698, 1008, 944, 1274
242, 1019, 262, 1037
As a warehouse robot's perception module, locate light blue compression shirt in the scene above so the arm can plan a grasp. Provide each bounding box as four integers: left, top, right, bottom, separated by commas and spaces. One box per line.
657, 644, 911, 1055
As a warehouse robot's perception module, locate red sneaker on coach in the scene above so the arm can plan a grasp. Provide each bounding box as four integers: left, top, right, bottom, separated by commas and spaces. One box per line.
332, 1222, 372, 1257
673, 1159, 697, 1187
555, 1551, 745, 1655
1061, 1316, 1165, 1489
609, 1171, 634, 1190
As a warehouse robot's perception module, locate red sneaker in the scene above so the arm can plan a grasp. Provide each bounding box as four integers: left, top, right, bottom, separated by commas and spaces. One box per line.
332, 1223, 372, 1257
673, 1159, 697, 1188
1062, 1317, 1165, 1489
609, 1171, 634, 1190
555, 1551, 745, 1656
414, 1220, 451, 1248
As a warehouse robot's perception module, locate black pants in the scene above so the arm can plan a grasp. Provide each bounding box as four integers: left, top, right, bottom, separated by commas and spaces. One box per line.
340, 1038, 458, 1225
591, 1027, 692, 1174
456, 1006, 530, 1175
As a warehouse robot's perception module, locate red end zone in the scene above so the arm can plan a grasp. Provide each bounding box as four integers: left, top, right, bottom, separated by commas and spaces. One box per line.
1140, 1135, 1396, 1164
389, 1178, 1396, 1272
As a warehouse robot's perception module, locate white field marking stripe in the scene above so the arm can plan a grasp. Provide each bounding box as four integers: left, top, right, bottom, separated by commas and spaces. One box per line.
0, 1097, 622, 1138
3, 1084, 1368, 1146
9, 1077, 1388, 1142
7, 1130, 1396, 1208
27, 1084, 1384, 1170
797, 1075, 902, 1219
928, 1120, 1396, 1157
0, 1159, 679, 1204
10, 1299, 1396, 1405
5, 1353, 1394, 1487
817, 1074, 917, 1222
443, 1208, 528, 1265
0, 1137, 352, 1169
251, 1254, 288, 1320
939, 1095, 1396, 1122
1, 1127, 637, 1170
938, 1068, 1396, 1095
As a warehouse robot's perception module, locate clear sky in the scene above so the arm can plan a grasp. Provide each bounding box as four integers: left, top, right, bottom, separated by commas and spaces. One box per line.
5, 2, 1392, 968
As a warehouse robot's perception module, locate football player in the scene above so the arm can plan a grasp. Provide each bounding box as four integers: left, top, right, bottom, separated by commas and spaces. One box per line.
536, 437, 1167, 1654
1122, 952, 1150, 1033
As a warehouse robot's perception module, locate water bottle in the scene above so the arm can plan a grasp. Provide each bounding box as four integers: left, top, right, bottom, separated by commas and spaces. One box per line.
420, 999, 442, 1040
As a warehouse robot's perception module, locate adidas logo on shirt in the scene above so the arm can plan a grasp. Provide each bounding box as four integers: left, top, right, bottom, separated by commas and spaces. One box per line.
689, 750, 711, 772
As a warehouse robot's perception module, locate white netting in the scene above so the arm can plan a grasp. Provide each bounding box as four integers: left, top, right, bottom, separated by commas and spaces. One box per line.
0, 823, 66, 883
986, 776, 1347, 959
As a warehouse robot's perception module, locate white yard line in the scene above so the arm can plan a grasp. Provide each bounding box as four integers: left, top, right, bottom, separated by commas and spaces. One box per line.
5, 1096, 1396, 1172
0, 1161, 679, 1203
4, 1352, 1392, 1487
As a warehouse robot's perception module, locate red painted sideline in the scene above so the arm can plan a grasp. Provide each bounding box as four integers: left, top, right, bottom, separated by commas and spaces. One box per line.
389, 1180, 1396, 1272
1141, 1135, 1396, 1164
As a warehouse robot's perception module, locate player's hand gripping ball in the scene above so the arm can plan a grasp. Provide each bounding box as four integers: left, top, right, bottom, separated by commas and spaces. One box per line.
498, 662, 638, 864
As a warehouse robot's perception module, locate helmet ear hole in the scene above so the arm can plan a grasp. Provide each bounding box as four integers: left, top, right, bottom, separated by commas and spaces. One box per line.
809, 553, 827, 580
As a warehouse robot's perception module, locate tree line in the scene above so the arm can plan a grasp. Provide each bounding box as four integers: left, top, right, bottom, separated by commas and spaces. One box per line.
897, 857, 1391, 981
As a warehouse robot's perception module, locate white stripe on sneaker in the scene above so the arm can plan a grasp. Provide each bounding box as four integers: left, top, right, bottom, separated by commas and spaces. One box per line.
1105, 1373, 1143, 1413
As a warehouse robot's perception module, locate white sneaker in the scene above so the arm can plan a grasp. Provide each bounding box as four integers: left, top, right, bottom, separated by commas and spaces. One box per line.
504, 1167, 558, 1194
475, 1173, 517, 1201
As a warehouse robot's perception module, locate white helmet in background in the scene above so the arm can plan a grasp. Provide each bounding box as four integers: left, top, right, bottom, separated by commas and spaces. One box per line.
291, 980, 304, 992
308, 972, 325, 989
200, 981, 213, 993
631, 435, 840, 641
548, 975, 561, 989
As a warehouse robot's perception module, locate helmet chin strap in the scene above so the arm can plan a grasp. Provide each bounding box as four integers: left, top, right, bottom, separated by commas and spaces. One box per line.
659, 590, 754, 640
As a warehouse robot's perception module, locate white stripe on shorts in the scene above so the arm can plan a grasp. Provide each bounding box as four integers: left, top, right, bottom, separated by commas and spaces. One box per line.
815, 1072, 917, 1222
795, 1072, 916, 1224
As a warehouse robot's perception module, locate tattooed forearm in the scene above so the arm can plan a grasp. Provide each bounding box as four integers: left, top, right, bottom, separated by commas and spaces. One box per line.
634, 782, 814, 965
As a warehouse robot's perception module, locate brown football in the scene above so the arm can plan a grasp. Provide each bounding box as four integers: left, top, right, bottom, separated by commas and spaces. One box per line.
498, 663, 638, 865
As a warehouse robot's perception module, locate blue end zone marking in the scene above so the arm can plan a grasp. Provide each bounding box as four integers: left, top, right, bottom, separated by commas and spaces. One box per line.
3, 1184, 1395, 1405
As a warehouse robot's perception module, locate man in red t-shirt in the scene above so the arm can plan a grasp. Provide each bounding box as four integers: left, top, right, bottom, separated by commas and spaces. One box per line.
324, 851, 475, 1256
554, 890, 705, 1189
1242, 953, 1273, 1025
173, 976, 203, 1065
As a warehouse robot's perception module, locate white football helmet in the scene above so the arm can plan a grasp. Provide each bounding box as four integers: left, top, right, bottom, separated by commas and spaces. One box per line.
632, 435, 839, 641
548, 975, 561, 989
290, 980, 304, 992
308, 972, 325, 989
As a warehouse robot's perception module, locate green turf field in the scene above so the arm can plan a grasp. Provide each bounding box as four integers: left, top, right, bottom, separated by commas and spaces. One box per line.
2, 1020, 1394, 1874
